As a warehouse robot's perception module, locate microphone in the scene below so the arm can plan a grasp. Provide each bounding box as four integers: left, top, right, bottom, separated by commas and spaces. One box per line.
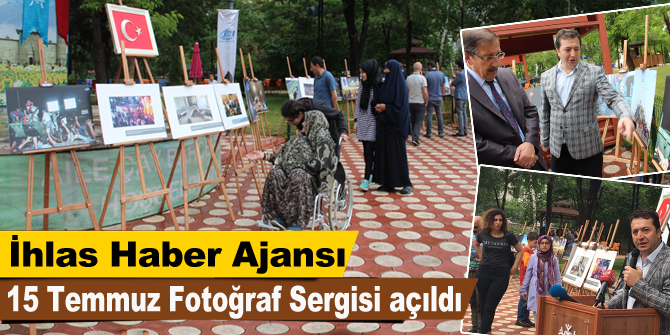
594, 269, 616, 308
549, 284, 580, 304
626, 249, 640, 290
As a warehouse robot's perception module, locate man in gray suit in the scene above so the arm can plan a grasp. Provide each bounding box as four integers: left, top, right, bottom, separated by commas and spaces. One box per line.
605, 209, 670, 335
465, 28, 547, 170
540, 28, 634, 177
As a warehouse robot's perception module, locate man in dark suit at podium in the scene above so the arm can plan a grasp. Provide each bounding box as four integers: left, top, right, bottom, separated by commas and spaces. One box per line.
605, 210, 670, 335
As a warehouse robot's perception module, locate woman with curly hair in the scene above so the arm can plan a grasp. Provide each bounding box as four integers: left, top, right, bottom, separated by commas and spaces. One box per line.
473, 208, 524, 334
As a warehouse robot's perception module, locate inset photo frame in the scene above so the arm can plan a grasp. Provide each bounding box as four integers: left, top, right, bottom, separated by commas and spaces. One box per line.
299, 77, 315, 99
583, 249, 617, 291
212, 83, 250, 130
162, 85, 225, 139
96, 84, 167, 145
106, 4, 159, 57
563, 247, 595, 288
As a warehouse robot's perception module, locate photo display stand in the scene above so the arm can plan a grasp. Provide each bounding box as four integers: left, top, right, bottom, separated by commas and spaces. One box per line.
218, 49, 263, 215
247, 53, 275, 152
342, 60, 357, 134
602, 34, 650, 175
158, 45, 236, 230
24, 40, 100, 232
240, 49, 271, 177
98, 40, 178, 230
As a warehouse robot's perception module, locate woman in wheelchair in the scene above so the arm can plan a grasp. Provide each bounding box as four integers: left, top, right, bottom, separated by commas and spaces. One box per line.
247, 110, 337, 230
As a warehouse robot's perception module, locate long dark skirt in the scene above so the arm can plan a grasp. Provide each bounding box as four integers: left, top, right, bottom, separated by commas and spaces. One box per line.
372, 124, 411, 188
261, 168, 315, 229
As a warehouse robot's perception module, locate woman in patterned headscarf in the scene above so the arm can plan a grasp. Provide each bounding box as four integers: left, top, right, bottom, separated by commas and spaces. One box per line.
519, 235, 561, 322
248, 110, 337, 230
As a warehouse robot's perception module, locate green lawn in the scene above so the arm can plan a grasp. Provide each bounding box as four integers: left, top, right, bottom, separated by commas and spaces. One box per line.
655, 64, 670, 98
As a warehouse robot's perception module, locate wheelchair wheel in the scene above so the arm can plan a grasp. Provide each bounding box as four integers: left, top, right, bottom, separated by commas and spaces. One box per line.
328, 176, 353, 231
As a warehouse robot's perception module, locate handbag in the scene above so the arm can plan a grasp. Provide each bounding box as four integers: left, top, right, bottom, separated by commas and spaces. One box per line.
508, 249, 515, 268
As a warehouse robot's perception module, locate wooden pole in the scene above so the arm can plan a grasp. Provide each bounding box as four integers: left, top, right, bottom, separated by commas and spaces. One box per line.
605, 224, 613, 245
345, 59, 350, 77
450, 63, 455, 77
323, 59, 327, 71
586, 220, 597, 249
287, 56, 294, 78
239, 49, 248, 80
561, 222, 569, 238
521, 221, 528, 235
623, 40, 628, 72
643, 15, 649, 70
215, 48, 229, 83
248, 53, 255, 80
303, 57, 309, 78
609, 219, 620, 248
179, 45, 193, 86
531, 221, 537, 232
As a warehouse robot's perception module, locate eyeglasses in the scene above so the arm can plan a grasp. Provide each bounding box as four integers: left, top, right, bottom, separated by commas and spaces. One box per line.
539, 241, 551, 245
472, 51, 505, 62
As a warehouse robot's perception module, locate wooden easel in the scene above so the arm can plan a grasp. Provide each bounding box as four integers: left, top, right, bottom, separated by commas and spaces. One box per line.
247, 53, 275, 152
218, 49, 264, 215
98, 40, 178, 230
24, 40, 100, 232
521, 221, 528, 234
241, 50, 270, 177
608, 220, 620, 249
158, 45, 236, 230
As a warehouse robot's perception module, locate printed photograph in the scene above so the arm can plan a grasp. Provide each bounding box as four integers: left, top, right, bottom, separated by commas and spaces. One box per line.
173, 95, 214, 125
221, 94, 242, 117
212, 83, 250, 130
162, 85, 224, 139
588, 258, 611, 280
96, 83, 167, 145
6, 86, 96, 153
303, 83, 314, 96
109, 96, 155, 128
569, 255, 589, 277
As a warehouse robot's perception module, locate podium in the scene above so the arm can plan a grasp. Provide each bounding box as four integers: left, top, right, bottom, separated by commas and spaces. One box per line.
537, 295, 660, 335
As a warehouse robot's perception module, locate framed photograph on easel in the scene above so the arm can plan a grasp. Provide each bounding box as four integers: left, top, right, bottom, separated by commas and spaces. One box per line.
6, 86, 96, 153
106, 4, 159, 57
96, 83, 167, 144
213, 83, 249, 130
563, 247, 596, 288
162, 85, 225, 139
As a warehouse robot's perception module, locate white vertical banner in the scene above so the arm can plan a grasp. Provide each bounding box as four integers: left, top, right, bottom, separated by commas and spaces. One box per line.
217, 9, 239, 83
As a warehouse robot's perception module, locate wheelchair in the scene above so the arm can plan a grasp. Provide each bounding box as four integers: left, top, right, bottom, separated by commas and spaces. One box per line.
256, 137, 354, 231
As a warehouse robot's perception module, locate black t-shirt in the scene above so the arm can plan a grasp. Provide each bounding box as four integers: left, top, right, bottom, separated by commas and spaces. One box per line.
476, 230, 518, 268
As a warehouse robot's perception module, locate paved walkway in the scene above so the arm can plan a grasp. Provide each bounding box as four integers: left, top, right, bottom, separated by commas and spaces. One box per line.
461, 277, 537, 335
0, 124, 476, 334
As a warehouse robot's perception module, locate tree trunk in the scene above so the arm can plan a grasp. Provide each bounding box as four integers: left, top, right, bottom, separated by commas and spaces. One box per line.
91, 10, 109, 85
439, 28, 448, 67
405, 5, 412, 76
545, 175, 556, 235
501, 169, 509, 211
342, 0, 371, 77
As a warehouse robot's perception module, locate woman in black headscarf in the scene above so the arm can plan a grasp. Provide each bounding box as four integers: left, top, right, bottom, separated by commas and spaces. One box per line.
355, 59, 383, 191
370, 59, 412, 195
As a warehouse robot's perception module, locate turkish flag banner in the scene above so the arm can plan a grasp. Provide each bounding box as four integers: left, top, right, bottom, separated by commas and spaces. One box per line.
657, 196, 670, 226
106, 4, 159, 57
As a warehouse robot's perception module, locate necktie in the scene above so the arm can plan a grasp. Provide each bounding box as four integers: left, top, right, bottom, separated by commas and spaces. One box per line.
486, 81, 525, 142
